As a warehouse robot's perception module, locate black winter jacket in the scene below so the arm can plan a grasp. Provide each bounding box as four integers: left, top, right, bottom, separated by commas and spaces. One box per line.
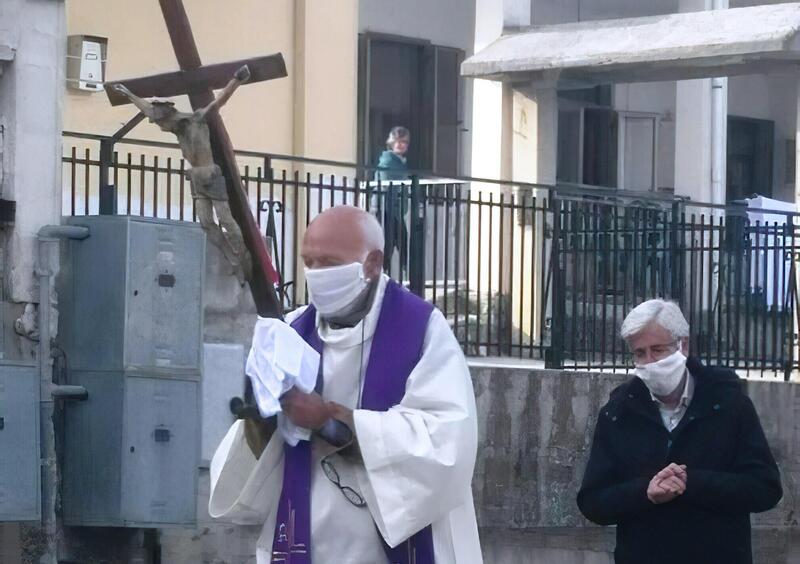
577, 357, 782, 564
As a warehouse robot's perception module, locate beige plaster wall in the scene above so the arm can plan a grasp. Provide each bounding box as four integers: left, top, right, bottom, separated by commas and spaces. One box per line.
64, 0, 356, 161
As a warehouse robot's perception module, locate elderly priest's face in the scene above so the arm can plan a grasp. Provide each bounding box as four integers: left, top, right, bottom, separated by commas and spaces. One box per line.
300, 206, 384, 318
301, 206, 382, 275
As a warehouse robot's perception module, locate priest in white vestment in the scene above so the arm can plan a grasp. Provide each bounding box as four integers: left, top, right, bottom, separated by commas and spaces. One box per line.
209, 206, 482, 564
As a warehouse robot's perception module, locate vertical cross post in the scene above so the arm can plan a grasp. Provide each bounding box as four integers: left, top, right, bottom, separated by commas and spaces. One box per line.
158, 0, 282, 318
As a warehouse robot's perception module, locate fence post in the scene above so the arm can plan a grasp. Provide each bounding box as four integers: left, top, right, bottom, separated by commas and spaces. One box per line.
98, 138, 117, 215
669, 200, 682, 304
546, 197, 565, 369
408, 175, 426, 298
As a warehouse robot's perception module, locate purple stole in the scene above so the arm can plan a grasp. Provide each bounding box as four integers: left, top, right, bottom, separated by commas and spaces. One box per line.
271, 280, 436, 564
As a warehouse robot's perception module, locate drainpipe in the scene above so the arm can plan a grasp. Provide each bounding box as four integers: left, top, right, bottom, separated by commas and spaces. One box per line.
35, 224, 89, 564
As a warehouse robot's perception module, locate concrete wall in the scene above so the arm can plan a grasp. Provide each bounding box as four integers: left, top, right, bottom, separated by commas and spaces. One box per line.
0, 0, 65, 353
155, 361, 800, 563
0, 0, 66, 560
472, 366, 800, 563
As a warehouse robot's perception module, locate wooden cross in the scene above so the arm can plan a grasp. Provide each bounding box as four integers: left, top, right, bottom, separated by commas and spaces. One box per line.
103, 0, 287, 318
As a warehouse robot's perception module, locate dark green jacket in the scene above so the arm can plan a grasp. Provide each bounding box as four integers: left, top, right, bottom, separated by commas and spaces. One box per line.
375, 150, 408, 182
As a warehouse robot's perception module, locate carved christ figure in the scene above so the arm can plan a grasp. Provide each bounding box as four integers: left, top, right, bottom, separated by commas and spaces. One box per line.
113, 65, 253, 281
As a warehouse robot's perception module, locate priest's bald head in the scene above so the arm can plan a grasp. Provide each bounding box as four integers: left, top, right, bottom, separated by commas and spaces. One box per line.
301, 206, 385, 318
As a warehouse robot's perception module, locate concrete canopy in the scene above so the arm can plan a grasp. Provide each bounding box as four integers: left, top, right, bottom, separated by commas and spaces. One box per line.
462, 2, 800, 87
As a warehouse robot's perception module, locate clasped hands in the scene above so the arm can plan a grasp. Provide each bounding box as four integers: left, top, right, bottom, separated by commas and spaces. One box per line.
647, 462, 688, 504
280, 388, 355, 432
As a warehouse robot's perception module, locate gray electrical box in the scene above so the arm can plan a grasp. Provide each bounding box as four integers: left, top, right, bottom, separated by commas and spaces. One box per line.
0, 362, 40, 521
59, 216, 204, 372
62, 372, 199, 526
58, 216, 205, 527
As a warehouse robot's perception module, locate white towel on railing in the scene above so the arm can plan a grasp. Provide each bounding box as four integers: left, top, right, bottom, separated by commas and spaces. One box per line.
245, 316, 320, 445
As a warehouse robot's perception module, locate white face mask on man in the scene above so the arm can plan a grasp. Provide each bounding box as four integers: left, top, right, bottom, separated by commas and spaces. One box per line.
634, 342, 687, 397
304, 261, 370, 317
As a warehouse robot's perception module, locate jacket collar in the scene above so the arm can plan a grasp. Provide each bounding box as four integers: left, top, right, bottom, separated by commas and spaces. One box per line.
607, 357, 741, 432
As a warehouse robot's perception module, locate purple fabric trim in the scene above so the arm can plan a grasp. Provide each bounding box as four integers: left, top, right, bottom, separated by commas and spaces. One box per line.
273, 281, 436, 564
269, 308, 319, 563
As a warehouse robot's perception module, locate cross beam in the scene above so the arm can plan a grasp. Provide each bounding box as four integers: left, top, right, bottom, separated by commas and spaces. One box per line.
103, 54, 287, 106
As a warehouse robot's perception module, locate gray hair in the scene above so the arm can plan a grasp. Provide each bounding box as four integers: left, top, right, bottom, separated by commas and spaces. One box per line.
386, 126, 410, 148
620, 299, 689, 341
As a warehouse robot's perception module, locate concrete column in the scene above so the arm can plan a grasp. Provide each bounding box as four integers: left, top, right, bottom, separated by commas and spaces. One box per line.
0, 2, 65, 561
511, 85, 557, 344
711, 0, 729, 205
513, 86, 557, 186
675, 79, 712, 201
0, 0, 65, 306
795, 78, 800, 207
504, 0, 531, 28
711, 75, 728, 204
500, 83, 514, 182
674, 0, 727, 204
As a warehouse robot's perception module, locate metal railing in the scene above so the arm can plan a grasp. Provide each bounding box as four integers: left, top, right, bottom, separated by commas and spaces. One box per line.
63, 132, 800, 379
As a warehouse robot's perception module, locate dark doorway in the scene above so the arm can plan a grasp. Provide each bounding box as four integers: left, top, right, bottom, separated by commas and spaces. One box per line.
358, 34, 464, 176
727, 116, 774, 202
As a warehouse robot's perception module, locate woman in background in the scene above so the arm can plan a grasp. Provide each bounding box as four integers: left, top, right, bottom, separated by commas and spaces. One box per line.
376, 126, 410, 181
374, 126, 411, 274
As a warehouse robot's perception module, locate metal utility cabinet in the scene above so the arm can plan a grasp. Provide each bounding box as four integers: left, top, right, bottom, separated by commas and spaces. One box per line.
58, 216, 205, 527
0, 362, 40, 521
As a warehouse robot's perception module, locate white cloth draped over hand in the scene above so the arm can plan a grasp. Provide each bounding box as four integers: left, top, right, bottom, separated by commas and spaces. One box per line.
245, 316, 320, 446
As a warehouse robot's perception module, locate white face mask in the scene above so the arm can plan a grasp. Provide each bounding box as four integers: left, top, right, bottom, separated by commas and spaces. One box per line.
304, 262, 370, 317
634, 343, 687, 397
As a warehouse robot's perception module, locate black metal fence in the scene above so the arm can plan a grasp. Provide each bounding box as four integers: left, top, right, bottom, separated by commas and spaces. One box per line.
63, 132, 800, 379
549, 196, 798, 380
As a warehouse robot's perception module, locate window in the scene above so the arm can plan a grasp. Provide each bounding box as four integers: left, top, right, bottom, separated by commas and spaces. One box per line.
618, 112, 658, 192
358, 34, 464, 176
557, 103, 659, 191
727, 116, 774, 202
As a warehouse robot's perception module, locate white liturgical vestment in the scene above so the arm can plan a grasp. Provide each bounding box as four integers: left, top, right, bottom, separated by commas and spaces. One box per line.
209, 275, 483, 564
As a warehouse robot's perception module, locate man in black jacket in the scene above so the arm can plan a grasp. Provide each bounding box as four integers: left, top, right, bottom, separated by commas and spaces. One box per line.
577, 299, 782, 564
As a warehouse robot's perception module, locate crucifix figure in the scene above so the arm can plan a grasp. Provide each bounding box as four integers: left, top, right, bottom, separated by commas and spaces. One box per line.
104, 0, 286, 319
113, 66, 252, 281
